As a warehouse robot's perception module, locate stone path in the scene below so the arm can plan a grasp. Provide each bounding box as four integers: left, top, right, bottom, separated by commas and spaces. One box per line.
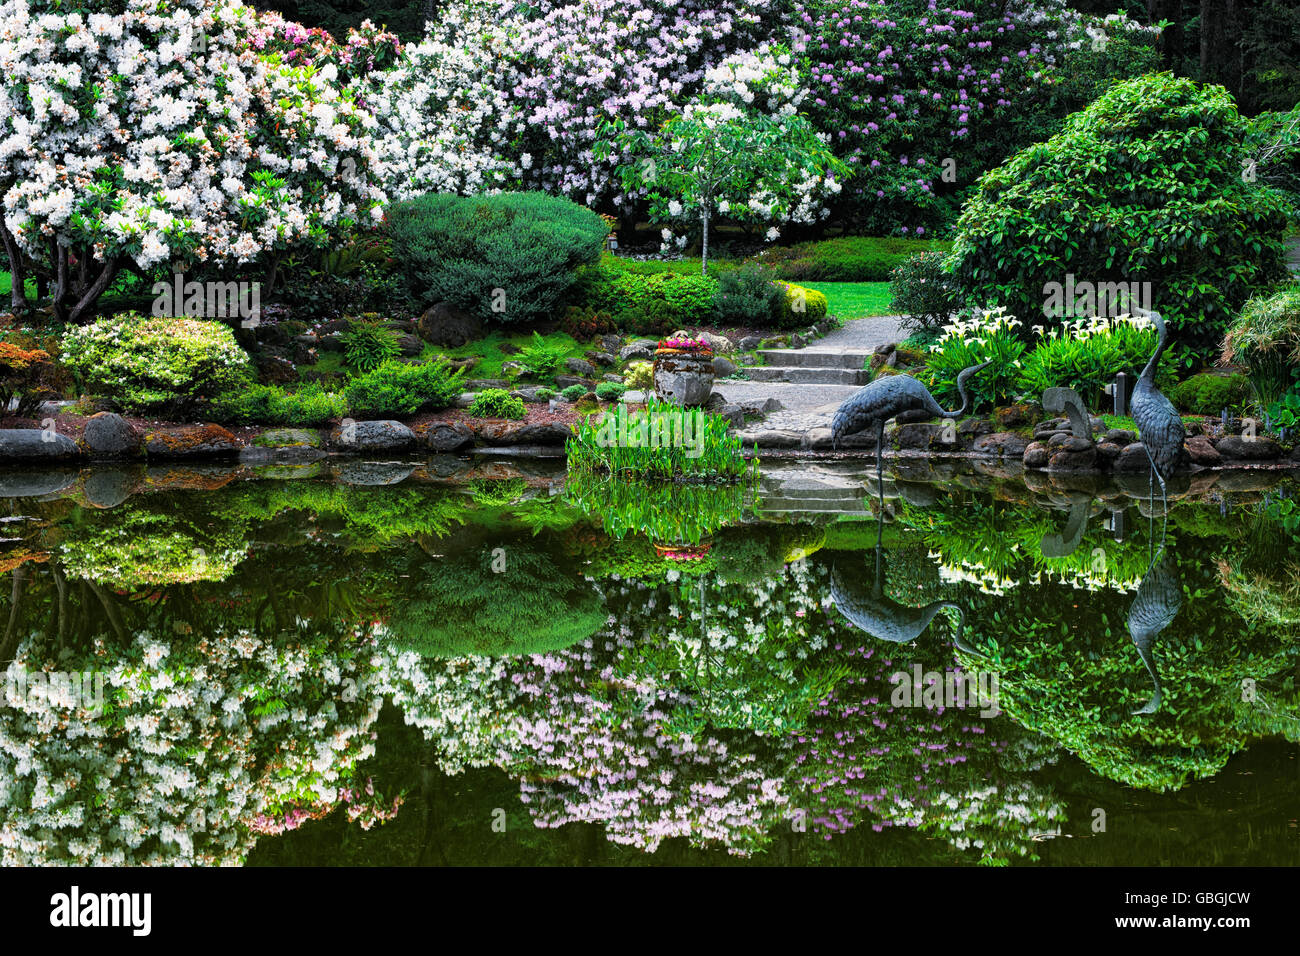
716, 315, 908, 442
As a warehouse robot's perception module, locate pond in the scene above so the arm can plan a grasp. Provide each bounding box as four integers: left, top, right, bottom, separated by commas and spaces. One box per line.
0, 458, 1296, 866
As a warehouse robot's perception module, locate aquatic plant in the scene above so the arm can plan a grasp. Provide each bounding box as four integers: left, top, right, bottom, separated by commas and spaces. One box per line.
566, 399, 753, 480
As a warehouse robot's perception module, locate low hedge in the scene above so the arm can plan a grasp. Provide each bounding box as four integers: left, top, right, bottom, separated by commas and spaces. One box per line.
750, 236, 951, 282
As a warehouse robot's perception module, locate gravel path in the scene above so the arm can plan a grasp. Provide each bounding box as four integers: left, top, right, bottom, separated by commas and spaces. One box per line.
807, 314, 908, 353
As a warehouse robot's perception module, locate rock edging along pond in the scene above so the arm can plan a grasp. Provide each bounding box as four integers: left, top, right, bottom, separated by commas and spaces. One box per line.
3, 405, 1297, 474
0, 413, 576, 465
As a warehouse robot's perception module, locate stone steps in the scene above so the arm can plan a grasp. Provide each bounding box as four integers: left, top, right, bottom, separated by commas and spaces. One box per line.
744, 365, 872, 385
756, 349, 873, 368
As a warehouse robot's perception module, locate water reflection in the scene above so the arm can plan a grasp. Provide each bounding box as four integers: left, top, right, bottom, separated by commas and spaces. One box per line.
0, 465, 1295, 865
1126, 548, 1182, 716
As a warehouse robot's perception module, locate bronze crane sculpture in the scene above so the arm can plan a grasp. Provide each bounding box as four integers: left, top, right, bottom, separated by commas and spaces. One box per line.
831, 361, 993, 480
1128, 307, 1185, 518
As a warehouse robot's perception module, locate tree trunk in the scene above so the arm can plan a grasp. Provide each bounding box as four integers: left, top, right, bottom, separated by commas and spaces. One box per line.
700, 207, 710, 277
0, 222, 25, 314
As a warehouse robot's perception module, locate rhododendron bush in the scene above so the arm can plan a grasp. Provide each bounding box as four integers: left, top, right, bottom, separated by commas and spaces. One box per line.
370, 0, 781, 208
792, 0, 1161, 235
0, 0, 385, 320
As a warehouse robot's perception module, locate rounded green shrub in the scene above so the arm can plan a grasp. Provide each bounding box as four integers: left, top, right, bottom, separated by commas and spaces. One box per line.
776, 282, 828, 328
594, 381, 626, 401
623, 361, 653, 389
947, 74, 1293, 360
386, 191, 607, 324
467, 388, 526, 420
213, 382, 346, 426
713, 264, 784, 326
1169, 371, 1253, 415
61, 314, 252, 415
343, 358, 464, 417
561, 384, 588, 402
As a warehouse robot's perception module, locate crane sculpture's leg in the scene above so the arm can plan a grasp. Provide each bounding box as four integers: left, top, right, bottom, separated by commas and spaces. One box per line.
1140, 441, 1169, 518
875, 420, 886, 549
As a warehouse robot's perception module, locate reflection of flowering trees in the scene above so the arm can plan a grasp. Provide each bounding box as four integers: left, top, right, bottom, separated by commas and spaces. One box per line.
0, 626, 385, 865
791, 640, 1063, 863
385, 558, 1068, 861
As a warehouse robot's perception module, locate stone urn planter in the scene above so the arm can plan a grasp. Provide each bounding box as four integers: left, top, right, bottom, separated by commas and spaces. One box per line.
652, 338, 714, 407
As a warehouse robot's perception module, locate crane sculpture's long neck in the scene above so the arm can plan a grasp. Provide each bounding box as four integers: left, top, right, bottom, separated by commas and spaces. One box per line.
935, 361, 991, 419
1139, 310, 1168, 385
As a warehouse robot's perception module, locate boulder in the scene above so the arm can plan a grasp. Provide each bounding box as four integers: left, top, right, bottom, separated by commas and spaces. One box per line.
712, 356, 738, 377
600, 334, 622, 354
81, 413, 141, 457
1185, 434, 1221, 466
0, 428, 82, 462
554, 375, 593, 390
475, 422, 571, 445
1114, 442, 1151, 472
973, 432, 1028, 458
716, 404, 745, 428
1022, 441, 1050, 468
618, 342, 655, 362
895, 408, 934, 425
466, 379, 511, 391
957, 418, 994, 438
1101, 428, 1136, 446
1214, 435, 1281, 461
896, 423, 940, 450
565, 357, 597, 376
1048, 433, 1093, 453
510, 386, 552, 403
994, 403, 1043, 429
425, 422, 475, 452
256, 428, 322, 448
1047, 446, 1097, 471
1095, 441, 1123, 462
331, 420, 416, 452
144, 424, 240, 458
396, 333, 424, 357
735, 429, 802, 449
738, 335, 762, 351
702, 332, 734, 353
587, 351, 617, 367
416, 302, 483, 347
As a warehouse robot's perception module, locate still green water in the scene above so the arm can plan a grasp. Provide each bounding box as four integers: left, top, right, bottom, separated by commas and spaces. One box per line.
0, 460, 1296, 865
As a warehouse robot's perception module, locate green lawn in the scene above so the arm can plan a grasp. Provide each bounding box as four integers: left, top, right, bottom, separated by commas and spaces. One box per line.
803, 281, 895, 319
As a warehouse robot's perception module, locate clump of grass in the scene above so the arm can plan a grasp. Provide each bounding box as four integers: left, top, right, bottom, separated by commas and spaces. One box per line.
566, 399, 752, 480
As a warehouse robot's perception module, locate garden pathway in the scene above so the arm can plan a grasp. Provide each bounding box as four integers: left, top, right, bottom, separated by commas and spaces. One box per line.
717, 314, 906, 435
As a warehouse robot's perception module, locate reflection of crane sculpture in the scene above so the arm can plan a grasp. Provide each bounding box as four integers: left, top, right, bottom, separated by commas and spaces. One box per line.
831, 361, 994, 478
1126, 549, 1181, 715
827, 497, 981, 658
1129, 307, 1185, 515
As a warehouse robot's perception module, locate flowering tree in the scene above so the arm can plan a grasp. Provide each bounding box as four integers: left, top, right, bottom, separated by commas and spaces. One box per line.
0, 0, 385, 321
597, 54, 848, 273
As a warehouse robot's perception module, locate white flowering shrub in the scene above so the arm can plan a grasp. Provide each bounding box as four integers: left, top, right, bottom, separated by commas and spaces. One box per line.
0, 0, 385, 321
